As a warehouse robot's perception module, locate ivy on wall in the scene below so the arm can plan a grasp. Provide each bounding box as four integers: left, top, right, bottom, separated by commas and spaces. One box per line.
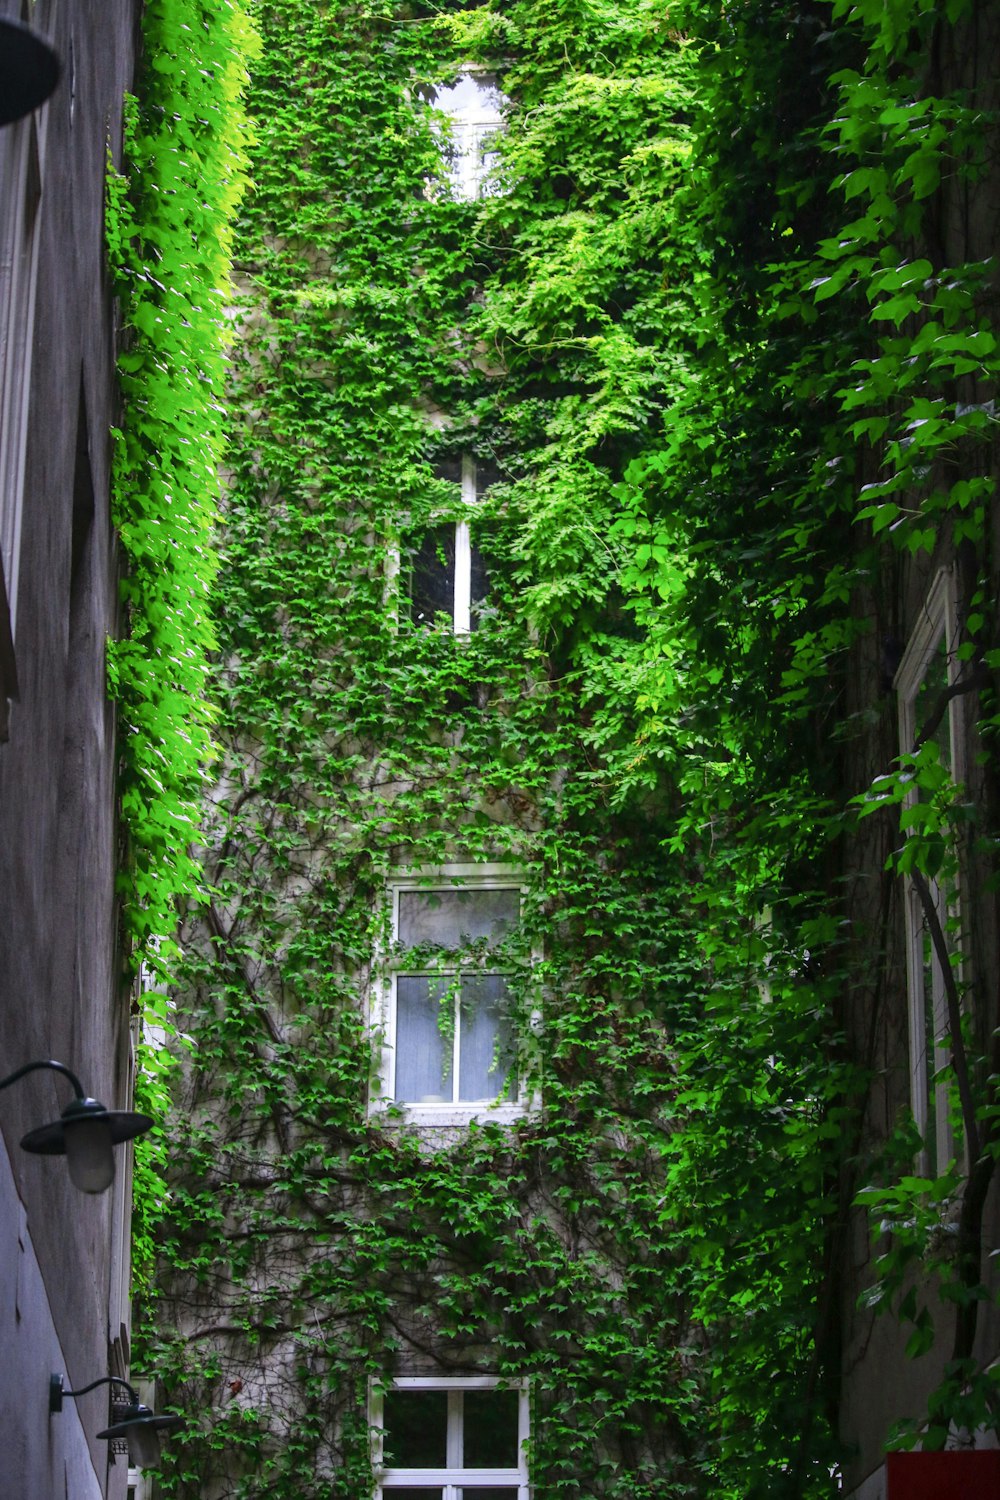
622, 0, 1000, 1460
142, 4, 842, 1497
106, 0, 256, 1281
137, 0, 999, 1494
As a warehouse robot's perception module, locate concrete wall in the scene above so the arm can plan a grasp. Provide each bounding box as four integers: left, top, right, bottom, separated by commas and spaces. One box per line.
0, 0, 140, 1493
0, 1134, 105, 1499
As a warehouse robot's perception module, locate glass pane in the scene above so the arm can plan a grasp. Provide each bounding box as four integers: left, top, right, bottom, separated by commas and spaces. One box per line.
463, 1388, 520, 1468
398, 887, 520, 949
382, 1390, 448, 1468
457, 1490, 519, 1498
921, 918, 939, 1167
469, 536, 488, 629
913, 628, 951, 772
383, 1490, 444, 1499
459, 976, 516, 1103
433, 458, 463, 486
395, 977, 454, 1103
410, 525, 455, 626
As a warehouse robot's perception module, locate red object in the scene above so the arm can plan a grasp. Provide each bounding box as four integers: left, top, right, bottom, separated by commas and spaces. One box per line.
887, 1451, 1000, 1498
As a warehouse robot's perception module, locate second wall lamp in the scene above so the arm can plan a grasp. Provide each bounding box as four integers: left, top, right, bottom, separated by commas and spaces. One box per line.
50, 1372, 184, 1467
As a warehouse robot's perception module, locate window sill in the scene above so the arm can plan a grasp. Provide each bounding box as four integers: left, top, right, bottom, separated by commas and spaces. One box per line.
370, 1100, 532, 1129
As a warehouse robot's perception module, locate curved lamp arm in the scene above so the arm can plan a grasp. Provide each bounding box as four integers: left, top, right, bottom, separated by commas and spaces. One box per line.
0, 1059, 86, 1099
50, 1373, 138, 1412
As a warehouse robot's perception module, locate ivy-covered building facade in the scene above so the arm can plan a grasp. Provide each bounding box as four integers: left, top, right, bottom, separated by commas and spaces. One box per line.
151, 8, 718, 1498
146, 3, 1000, 1500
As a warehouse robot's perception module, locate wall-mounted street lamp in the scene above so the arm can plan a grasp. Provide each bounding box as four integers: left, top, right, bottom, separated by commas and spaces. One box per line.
0, 1059, 152, 1193
50, 1373, 184, 1468
0, 16, 61, 126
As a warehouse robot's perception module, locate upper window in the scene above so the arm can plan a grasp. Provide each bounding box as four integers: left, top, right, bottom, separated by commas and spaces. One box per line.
373, 1377, 530, 1499
895, 569, 964, 1174
373, 864, 531, 1124
431, 71, 505, 201
0, 104, 45, 725
405, 456, 489, 636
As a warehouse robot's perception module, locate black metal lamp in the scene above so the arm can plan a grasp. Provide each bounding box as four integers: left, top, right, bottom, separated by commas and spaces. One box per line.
0, 1059, 152, 1193
50, 1373, 184, 1468
0, 16, 61, 126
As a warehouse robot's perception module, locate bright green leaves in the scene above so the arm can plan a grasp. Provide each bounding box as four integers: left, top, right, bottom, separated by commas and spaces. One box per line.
135, 0, 1000, 1495
146, 6, 729, 1497
110, 0, 257, 981
109, 0, 256, 1289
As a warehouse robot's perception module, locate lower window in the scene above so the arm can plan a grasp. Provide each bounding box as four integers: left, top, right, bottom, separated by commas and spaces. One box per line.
374, 1377, 529, 1500
374, 865, 533, 1124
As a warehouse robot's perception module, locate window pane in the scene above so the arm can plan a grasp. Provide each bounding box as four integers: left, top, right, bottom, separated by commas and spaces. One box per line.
409, 525, 455, 626
395, 977, 454, 1102
462, 1388, 520, 1468
921, 917, 939, 1168
469, 537, 488, 630
457, 1490, 519, 1498
913, 628, 952, 771
434, 458, 463, 486
382, 1390, 448, 1468
383, 1490, 444, 1499
459, 976, 516, 1103
398, 887, 520, 949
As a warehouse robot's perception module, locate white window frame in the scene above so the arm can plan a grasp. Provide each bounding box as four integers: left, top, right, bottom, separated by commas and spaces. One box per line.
372, 1375, 530, 1500
453, 454, 477, 635
894, 568, 964, 1174
371, 862, 537, 1126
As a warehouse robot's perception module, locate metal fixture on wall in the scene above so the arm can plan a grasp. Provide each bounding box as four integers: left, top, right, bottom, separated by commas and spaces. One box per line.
0, 15, 61, 125
0, 1059, 152, 1192
49, 1373, 184, 1468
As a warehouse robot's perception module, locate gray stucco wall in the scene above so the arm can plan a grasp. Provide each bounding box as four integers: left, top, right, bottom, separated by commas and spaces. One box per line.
0, 1135, 106, 1499
0, 0, 141, 1493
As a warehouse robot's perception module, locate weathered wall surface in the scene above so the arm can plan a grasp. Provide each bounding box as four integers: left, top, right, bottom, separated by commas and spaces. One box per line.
0, 0, 140, 1493
0, 1135, 106, 1499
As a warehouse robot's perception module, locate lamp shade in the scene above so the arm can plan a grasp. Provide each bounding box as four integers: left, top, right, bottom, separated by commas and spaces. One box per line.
62, 1110, 116, 1193
0, 17, 60, 125
21, 1093, 152, 1184
97, 1404, 185, 1467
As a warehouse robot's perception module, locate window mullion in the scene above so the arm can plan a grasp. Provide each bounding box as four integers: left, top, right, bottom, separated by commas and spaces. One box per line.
447, 1389, 463, 1469
454, 519, 471, 633
452, 979, 461, 1103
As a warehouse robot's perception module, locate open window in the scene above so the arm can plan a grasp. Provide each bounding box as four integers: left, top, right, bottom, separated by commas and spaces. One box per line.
373, 1376, 530, 1500
404, 456, 489, 635
373, 864, 533, 1125
895, 569, 965, 1174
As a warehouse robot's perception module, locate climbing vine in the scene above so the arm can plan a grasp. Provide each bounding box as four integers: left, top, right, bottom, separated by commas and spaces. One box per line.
141, 0, 999, 1495
107, 0, 256, 1280
620, 0, 1000, 1463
